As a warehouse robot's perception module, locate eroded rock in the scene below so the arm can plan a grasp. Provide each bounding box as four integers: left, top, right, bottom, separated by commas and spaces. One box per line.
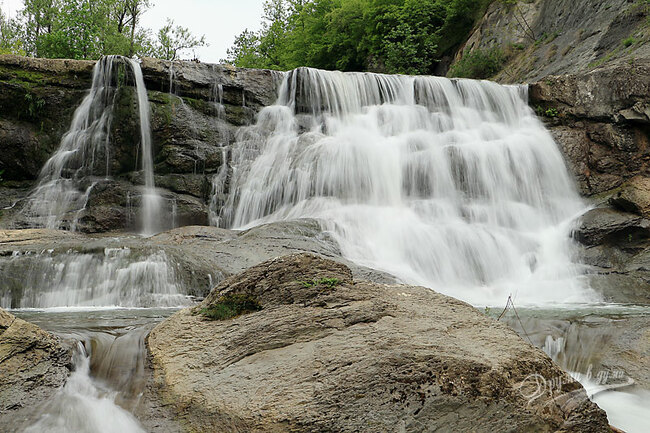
0, 308, 71, 426
148, 253, 610, 433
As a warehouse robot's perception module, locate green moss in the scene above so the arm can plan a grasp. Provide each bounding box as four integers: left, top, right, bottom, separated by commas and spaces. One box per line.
622, 36, 637, 47
0, 66, 49, 84
199, 293, 262, 321
299, 278, 342, 289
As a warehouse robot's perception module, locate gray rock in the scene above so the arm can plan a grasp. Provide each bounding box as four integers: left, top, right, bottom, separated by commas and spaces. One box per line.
0, 308, 72, 428
148, 253, 610, 433
574, 207, 650, 247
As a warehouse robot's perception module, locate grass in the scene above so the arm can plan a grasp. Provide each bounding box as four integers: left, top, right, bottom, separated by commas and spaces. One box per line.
299, 278, 342, 289
199, 293, 262, 321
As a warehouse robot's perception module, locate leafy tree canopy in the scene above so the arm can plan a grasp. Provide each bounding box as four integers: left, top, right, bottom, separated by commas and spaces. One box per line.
0, 0, 207, 60
223, 0, 492, 75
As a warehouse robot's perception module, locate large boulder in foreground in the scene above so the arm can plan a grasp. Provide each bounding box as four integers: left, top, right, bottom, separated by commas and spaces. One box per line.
0, 308, 71, 426
148, 254, 610, 432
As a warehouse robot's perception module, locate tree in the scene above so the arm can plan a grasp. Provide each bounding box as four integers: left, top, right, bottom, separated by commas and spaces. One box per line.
0, 6, 24, 55
154, 18, 207, 61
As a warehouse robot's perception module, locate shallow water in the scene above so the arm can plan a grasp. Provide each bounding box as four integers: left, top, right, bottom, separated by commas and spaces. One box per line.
492, 303, 650, 433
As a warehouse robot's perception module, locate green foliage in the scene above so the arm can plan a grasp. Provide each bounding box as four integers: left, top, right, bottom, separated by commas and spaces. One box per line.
24, 92, 46, 119
199, 293, 262, 321
153, 18, 207, 61
447, 47, 506, 79
1, 0, 205, 60
535, 105, 558, 118
299, 277, 342, 288
0, 6, 25, 55
224, 0, 492, 75
622, 36, 636, 47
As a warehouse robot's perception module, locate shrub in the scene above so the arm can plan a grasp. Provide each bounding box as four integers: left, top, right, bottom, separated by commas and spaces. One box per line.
199, 293, 262, 321
622, 37, 636, 47
448, 48, 506, 79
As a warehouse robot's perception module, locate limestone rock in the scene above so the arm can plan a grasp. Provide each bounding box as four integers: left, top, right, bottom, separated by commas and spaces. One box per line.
148, 254, 610, 433
0, 308, 71, 426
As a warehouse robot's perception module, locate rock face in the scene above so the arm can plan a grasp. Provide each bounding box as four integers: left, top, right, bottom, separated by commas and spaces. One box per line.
0, 55, 281, 232
0, 308, 71, 426
458, 0, 650, 82
148, 254, 610, 433
530, 61, 650, 197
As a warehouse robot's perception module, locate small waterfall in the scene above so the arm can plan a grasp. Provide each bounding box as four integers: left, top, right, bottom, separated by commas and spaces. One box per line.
0, 248, 187, 309
22, 341, 146, 433
20, 56, 161, 235
20, 56, 119, 230
218, 67, 599, 306
127, 58, 162, 236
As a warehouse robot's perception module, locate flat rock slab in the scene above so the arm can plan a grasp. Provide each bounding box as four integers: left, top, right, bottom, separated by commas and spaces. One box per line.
148, 254, 610, 432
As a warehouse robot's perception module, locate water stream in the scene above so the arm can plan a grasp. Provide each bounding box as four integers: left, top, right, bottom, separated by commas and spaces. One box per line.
220, 67, 597, 306
14, 309, 177, 433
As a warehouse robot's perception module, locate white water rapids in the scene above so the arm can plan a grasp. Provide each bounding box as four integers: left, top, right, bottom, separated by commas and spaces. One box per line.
220, 67, 599, 307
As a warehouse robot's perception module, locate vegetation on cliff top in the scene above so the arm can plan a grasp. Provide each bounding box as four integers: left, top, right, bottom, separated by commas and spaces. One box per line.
0, 0, 206, 60
223, 0, 492, 75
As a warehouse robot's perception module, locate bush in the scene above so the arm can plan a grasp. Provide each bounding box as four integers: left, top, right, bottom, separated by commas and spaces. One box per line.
447, 48, 506, 79
622, 37, 636, 48
199, 293, 262, 321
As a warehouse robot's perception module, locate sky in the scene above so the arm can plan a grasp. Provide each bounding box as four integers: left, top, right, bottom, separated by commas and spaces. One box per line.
1, 0, 265, 64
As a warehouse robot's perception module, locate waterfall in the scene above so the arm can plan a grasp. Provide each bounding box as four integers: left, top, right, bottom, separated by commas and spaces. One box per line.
0, 248, 187, 309
20, 56, 161, 235
127, 58, 162, 235
219, 67, 599, 306
22, 341, 146, 433
20, 56, 119, 230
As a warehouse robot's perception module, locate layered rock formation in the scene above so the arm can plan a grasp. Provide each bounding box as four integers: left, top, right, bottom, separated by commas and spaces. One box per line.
0, 221, 394, 307
0, 308, 71, 427
148, 253, 610, 433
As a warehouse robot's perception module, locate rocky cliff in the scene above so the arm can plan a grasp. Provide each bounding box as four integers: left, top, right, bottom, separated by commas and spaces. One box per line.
0, 307, 72, 427
457, 0, 650, 83
0, 55, 280, 232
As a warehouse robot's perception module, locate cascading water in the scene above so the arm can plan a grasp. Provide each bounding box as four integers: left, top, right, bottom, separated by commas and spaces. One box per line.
0, 247, 187, 309
20, 56, 162, 235
20, 56, 119, 230
219, 67, 599, 306
127, 58, 163, 236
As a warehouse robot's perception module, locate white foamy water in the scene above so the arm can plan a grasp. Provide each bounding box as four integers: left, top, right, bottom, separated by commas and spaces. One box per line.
20, 56, 162, 234
218, 67, 599, 306
22, 341, 145, 433
20, 56, 119, 230
0, 248, 188, 309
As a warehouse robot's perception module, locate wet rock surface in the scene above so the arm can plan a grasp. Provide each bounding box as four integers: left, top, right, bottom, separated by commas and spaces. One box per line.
148, 253, 610, 433
0, 308, 72, 428
0, 55, 281, 233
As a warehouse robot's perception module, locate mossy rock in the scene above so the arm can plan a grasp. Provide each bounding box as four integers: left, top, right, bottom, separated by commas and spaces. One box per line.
199, 293, 262, 321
